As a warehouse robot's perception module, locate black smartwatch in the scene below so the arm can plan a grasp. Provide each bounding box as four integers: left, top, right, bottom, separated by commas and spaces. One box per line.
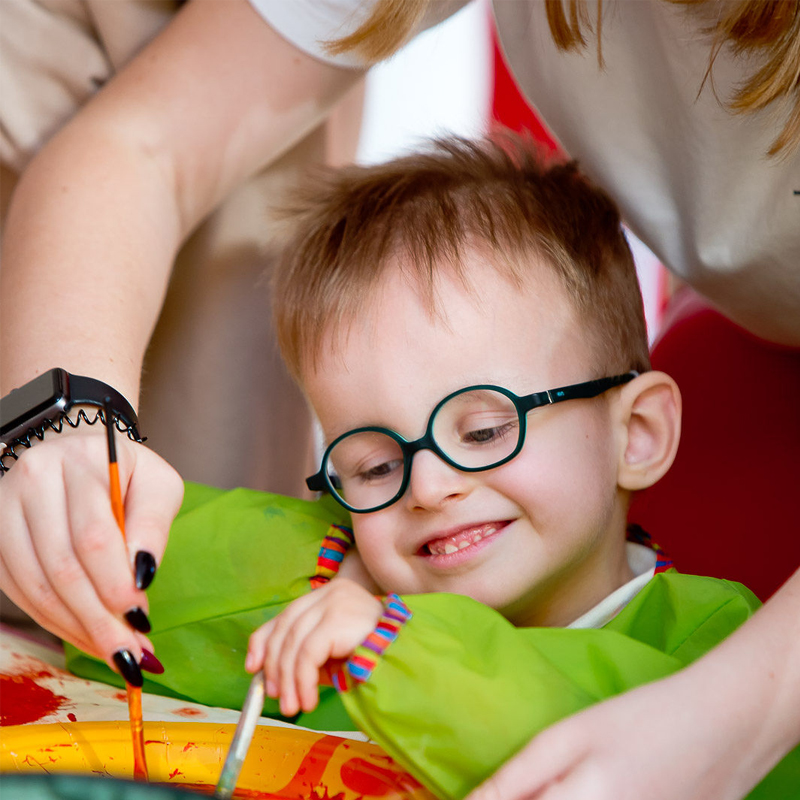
0, 368, 140, 447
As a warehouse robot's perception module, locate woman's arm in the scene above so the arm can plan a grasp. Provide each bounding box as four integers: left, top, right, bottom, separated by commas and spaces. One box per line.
0, 0, 364, 674
467, 566, 800, 800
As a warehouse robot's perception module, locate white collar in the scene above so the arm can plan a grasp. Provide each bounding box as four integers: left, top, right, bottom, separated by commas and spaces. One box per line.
567, 543, 657, 630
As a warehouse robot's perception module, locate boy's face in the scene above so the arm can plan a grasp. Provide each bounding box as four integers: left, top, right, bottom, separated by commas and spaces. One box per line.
304, 250, 634, 627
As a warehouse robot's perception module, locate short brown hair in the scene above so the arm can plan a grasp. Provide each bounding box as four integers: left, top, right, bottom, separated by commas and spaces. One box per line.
273, 136, 650, 381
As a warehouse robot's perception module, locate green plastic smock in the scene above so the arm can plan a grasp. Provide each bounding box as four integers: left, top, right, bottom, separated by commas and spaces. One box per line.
66, 482, 800, 797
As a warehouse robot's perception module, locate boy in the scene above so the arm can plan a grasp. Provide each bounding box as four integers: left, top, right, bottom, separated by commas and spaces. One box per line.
67, 138, 799, 797
241, 137, 799, 797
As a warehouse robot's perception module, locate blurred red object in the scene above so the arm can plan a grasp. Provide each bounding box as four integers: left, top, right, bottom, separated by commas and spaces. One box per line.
629, 288, 800, 601
488, 17, 798, 601
490, 25, 563, 158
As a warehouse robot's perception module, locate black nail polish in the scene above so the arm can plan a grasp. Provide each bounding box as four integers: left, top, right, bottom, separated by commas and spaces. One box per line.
124, 607, 152, 634
135, 551, 157, 590
113, 649, 144, 687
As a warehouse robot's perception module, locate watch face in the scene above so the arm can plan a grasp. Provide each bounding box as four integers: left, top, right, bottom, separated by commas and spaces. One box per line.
0, 369, 69, 443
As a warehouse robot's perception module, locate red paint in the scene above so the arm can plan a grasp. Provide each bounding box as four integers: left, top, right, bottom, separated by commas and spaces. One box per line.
183, 741, 197, 752
67, 713, 77, 722
169, 768, 183, 779
155, 785, 287, 799
173, 706, 206, 718
0, 673, 69, 726
274, 735, 341, 794
114, 692, 128, 703
341, 757, 423, 795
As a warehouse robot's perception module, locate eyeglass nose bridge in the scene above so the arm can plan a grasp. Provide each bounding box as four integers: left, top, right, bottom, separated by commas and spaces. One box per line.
392, 426, 481, 508
396, 427, 454, 476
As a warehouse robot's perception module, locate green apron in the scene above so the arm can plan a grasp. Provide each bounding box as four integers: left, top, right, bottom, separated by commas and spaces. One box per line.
66, 482, 800, 797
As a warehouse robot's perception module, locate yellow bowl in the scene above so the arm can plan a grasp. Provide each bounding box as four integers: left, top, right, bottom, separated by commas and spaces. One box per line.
0, 720, 434, 799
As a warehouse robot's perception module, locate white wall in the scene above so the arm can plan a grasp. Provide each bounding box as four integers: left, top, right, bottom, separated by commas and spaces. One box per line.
357, 1, 491, 165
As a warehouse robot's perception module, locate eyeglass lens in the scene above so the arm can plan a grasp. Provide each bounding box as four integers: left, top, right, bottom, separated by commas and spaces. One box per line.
324, 388, 520, 511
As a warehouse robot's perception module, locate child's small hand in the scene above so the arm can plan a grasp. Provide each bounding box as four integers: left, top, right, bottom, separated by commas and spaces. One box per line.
245, 579, 383, 716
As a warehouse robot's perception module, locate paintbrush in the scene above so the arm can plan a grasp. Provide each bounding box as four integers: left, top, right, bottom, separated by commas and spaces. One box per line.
104, 397, 149, 782
214, 671, 266, 799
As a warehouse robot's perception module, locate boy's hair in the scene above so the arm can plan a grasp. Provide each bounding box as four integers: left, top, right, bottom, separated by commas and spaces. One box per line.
273, 136, 651, 381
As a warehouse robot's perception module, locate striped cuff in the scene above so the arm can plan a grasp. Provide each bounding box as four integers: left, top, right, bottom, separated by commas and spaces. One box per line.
332, 594, 412, 692
310, 524, 355, 590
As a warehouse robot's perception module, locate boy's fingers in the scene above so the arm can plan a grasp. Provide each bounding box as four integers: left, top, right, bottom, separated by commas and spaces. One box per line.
276, 605, 327, 716
246, 618, 277, 673
294, 627, 340, 712
263, 592, 323, 693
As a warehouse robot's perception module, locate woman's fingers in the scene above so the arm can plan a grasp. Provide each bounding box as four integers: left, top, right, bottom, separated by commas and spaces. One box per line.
123, 443, 184, 583
0, 430, 183, 674
466, 725, 586, 800
0, 553, 96, 655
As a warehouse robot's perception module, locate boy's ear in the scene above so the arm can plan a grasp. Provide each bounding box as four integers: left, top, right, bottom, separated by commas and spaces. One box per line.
616, 371, 681, 491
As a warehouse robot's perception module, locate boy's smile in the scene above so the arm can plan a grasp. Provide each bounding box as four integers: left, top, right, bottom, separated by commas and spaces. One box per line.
304, 249, 635, 627
419, 520, 508, 558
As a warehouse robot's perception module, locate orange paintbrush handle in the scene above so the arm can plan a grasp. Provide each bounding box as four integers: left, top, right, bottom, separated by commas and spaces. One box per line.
105, 401, 148, 782
108, 461, 126, 537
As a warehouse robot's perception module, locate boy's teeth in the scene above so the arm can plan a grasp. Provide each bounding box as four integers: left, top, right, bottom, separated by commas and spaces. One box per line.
427, 524, 498, 556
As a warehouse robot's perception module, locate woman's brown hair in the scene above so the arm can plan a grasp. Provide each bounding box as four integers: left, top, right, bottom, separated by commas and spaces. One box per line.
326, 0, 800, 156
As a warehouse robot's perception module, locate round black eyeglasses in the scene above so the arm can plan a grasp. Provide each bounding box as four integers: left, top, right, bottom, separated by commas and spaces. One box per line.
306, 371, 638, 514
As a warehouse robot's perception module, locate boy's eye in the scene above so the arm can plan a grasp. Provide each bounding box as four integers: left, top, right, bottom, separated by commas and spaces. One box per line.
461, 420, 517, 445
355, 458, 403, 483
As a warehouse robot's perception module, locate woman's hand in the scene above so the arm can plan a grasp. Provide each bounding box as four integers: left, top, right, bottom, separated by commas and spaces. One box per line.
467, 572, 800, 800
246, 579, 383, 716
0, 426, 184, 679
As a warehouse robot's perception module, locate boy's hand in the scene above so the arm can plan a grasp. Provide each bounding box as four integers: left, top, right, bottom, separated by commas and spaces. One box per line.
245, 579, 383, 716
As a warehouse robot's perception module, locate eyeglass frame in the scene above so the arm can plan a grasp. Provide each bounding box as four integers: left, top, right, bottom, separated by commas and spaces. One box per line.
306, 371, 639, 514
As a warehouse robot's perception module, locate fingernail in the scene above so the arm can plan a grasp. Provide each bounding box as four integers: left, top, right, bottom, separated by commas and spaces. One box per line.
135, 551, 157, 590
113, 649, 144, 687
124, 607, 152, 634
140, 648, 165, 675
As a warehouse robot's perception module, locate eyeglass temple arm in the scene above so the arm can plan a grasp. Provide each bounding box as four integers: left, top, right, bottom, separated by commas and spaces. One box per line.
306, 472, 342, 492
543, 371, 639, 406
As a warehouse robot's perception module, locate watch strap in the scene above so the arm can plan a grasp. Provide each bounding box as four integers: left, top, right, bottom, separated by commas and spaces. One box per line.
67, 373, 140, 440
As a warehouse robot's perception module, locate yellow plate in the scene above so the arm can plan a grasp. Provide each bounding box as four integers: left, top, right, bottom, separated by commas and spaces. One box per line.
0, 720, 434, 799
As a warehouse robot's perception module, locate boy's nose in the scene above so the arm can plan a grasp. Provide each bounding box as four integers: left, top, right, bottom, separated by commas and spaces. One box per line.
404, 449, 473, 511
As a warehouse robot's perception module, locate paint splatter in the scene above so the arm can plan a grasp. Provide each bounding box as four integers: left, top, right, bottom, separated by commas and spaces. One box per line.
0, 673, 69, 726
172, 706, 207, 718
341, 757, 424, 795
272, 735, 342, 795
67, 713, 77, 722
